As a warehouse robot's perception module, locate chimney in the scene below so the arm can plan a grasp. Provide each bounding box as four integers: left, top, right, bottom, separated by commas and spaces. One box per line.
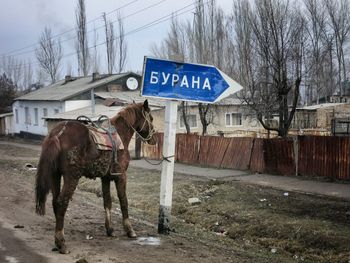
65, 75, 72, 83
92, 72, 100, 82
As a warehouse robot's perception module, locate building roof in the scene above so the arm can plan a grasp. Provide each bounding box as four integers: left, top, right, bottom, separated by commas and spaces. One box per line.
95, 91, 166, 107
44, 103, 162, 121
15, 73, 133, 101
0, 112, 13, 118
297, 103, 346, 111
44, 104, 123, 121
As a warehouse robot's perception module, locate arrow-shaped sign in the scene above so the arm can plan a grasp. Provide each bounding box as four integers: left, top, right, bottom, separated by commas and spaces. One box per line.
141, 57, 243, 103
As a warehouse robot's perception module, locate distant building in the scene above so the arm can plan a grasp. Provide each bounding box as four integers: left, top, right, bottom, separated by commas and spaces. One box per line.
12, 72, 141, 139
291, 103, 350, 135
0, 112, 14, 135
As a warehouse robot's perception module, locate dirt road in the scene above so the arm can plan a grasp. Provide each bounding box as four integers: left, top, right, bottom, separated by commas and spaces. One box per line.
0, 140, 264, 263
0, 138, 349, 263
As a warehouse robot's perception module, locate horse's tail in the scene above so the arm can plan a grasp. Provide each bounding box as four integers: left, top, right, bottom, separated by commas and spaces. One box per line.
35, 135, 61, 216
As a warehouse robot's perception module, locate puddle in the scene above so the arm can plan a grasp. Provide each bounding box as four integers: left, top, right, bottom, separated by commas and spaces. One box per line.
134, 237, 161, 246
5, 256, 19, 263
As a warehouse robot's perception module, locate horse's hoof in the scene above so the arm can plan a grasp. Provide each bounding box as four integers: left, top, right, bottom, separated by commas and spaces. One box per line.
52, 247, 59, 252
59, 245, 70, 254
106, 228, 115, 237
127, 230, 137, 239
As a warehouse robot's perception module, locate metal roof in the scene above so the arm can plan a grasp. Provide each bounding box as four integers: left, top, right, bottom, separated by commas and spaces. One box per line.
44, 103, 162, 121
95, 91, 166, 107
44, 104, 123, 121
0, 112, 13, 118
297, 103, 346, 111
15, 73, 131, 101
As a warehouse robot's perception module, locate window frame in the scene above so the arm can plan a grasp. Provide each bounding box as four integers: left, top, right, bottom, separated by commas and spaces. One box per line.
179, 114, 198, 129
15, 109, 19, 124
34, 108, 39, 126
42, 108, 48, 127
24, 107, 31, 125
225, 112, 243, 127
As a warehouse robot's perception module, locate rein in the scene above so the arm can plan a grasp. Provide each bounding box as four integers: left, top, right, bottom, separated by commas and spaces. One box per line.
123, 109, 157, 143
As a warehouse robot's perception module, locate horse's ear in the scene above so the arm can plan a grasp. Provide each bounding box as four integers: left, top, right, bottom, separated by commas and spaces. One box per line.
143, 99, 150, 111
132, 100, 136, 104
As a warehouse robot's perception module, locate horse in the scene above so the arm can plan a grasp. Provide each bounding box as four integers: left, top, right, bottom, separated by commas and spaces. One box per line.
35, 100, 157, 254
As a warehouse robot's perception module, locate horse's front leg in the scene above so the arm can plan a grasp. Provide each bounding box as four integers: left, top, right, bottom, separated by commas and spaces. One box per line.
115, 173, 137, 238
54, 175, 79, 254
101, 177, 114, 236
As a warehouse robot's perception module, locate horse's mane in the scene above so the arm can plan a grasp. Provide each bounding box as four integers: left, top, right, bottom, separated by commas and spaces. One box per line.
110, 103, 143, 126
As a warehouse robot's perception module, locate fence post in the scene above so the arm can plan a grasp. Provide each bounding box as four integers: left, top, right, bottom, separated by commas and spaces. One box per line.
248, 137, 256, 171
293, 136, 299, 176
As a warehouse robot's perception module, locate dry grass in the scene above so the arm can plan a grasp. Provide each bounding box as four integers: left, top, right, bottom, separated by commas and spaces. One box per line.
78, 167, 350, 263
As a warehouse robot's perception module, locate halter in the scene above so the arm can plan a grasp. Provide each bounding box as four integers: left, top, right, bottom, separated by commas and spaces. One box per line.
126, 109, 156, 143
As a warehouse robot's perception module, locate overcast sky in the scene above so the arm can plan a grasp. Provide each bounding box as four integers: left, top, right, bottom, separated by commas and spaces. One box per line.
0, 0, 233, 79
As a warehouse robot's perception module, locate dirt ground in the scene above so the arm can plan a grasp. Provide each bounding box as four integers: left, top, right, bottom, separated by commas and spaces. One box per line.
0, 138, 349, 263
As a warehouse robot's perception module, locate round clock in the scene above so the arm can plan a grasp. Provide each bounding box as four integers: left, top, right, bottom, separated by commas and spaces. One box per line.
126, 77, 139, 90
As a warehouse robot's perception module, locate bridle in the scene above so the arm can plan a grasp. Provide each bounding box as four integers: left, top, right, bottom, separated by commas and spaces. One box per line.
127, 109, 157, 143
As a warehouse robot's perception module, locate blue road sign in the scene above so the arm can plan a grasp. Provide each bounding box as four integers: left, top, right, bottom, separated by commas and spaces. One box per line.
141, 57, 243, 103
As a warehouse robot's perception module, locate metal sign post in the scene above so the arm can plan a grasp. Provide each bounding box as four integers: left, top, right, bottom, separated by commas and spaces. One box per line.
158, 100, 177, 234
141, 56, 243, 235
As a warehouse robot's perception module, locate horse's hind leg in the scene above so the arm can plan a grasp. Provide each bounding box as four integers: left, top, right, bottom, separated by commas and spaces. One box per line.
52, 173, 61, 219
101, 178, 114, 236
114, 173, 137, 238
54, 175, 79, 254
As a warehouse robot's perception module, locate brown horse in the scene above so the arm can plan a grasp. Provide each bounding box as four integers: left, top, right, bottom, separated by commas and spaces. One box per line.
35, 100, 156, 254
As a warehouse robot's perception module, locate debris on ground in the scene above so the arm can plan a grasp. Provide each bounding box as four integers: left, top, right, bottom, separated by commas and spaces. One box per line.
188, 197, 201, 205
283, 192, 289, 197
85, 235, 93, 240
14, 225, 24, 229
134, 237, 161, 246
24, 163, 37, 171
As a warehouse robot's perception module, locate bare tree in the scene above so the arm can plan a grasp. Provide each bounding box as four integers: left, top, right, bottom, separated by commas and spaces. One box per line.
103, 12, 116, 74
193, 0, 226, 135
22, 60, 33, 90
304, 0, 328, 104
324, 0, 350, 101
92, 24, 100, 73
116, 11, 127, 73
75, 0, 89, 76
0, 56, 24, 89
0, 73, 17, 113
35, 27, 62, 84
151, 15, 191, 133
232, 0, 305, 137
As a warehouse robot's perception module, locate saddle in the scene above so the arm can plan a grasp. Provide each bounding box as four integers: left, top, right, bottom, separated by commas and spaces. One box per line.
77, 115, 124, 175
88, 126, 124, 151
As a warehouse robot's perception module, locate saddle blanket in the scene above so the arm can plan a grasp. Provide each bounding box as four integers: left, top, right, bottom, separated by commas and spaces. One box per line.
88, 126, 124, 151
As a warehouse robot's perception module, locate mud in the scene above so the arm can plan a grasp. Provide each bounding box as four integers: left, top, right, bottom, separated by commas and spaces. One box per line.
0, 138, 349, 263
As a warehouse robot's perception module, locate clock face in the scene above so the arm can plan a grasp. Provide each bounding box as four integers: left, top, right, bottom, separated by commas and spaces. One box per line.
126, 77, 139, 90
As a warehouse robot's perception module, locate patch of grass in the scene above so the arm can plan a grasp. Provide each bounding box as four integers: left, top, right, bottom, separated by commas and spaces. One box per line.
35, 164, 350, 262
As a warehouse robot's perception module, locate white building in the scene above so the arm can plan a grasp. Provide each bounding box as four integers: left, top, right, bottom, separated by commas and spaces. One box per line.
12, 72, 141, 138
0, 112, 14, 135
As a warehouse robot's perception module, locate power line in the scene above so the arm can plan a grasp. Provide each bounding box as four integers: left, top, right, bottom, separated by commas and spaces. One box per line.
3, 0, 208, 71
0, 0, 139, 57
0, 0, 167, 59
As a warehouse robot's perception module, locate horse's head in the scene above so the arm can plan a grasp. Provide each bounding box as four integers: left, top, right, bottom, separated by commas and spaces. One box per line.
135, 100, 157, 145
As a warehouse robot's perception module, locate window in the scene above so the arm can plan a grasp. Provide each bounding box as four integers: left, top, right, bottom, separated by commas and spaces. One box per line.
225, 113, 242, 126
180, 114, 197, 128
54, 109, 59, 114
15, 109, 18, 124
34, 108, 38, 126
43, 108, 48, 127
25, 107, 31, 124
